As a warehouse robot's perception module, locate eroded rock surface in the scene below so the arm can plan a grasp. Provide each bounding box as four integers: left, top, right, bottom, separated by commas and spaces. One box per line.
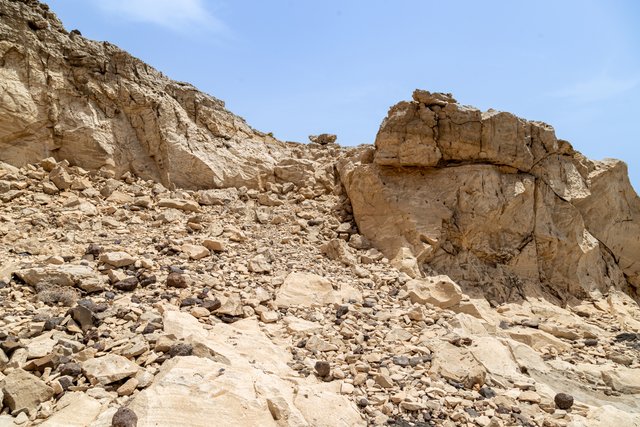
338, 89, 639, 303
1, 1, 640, 426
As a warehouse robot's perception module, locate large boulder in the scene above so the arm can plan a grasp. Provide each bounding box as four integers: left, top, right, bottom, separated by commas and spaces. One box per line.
338, 90, 638, 302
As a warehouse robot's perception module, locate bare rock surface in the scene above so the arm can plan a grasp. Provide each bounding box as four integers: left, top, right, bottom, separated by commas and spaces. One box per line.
0, 2, 640, 427
338, 89, 639, 304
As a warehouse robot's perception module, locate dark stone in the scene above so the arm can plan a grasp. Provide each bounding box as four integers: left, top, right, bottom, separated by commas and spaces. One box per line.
464, 408, 479, 417
180, 297, 201, 307
166, 273, 188, 288
168, 266, 185, 274
139, 275, 157, 287
142, 323, 160, 334
23, 354, 55, 371
58, 376, 73, 390
70, 29, 82, 36
479, 386, 496, 399
60, 362, 82, 377
219, 315, 240, 323
614, 332, 638, 342
168, 343, 193, 357
114, 277, 138, 292
336, 305, 349, 318
202, 298, 222, 312
584, 338, 598, 347
112, 407, 138, 427
104, 291, 116, 300
0, 337, 22, 354
363, 299, 376, 308
392, 356, 410, 367
85, 243, 102, 256
70, 304, 94, 331
554, 392, 574, 410
44, 317, 63, 331
314, 360, 331, 377
357, 398, 368, 408
499, 320, 510, 329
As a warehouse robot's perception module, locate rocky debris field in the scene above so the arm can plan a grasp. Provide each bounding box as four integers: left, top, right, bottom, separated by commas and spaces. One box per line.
1, 156, 640, 427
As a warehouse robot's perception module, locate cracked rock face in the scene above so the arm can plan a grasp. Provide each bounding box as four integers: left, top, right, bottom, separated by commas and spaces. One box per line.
338, 89, 640, 303
0, 0, 293, 190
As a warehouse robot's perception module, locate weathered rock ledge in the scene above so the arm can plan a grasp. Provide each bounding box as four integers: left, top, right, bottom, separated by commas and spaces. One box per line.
338, 90, 640, 303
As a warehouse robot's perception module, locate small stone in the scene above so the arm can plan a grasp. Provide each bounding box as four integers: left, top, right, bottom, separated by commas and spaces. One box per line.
168, 343, 193, 357
202, 239, 225, 252
70, 304, 94, 331
259, 310, 279, 323
166, 273, 188, 288
202, 298, 222, 311
1, 369, 54, 415
336, 305, 349, 318
60, 362, 82, 377
479, 386, 496, 399
375, 374, 394, 388
117, 378, 139, 396
392, 355, 410, 367
518, 390, 541, 403
190, 307, 210, 318
82, 354, 140, 385
181, 244, 210, 260
400, 401, 424, 411
100, 252, 136, 267
554, 392, 574, 410
341, 382, 355, 394
114, 277, 139, 292
315, 361, 331, 377
112, 407, 138, 427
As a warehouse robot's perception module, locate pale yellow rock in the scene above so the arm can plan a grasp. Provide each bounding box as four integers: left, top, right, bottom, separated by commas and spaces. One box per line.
275, 272, 338, 307
601, 367, 640, 394
99, 251, 137, 267
82, 354, 140, 385
40, 393, 102, 427
338, 90, 640, 304
406, 275, 463, 309
0, 369, 54, 416
202, 239, 225, 252
180, 244, 210, 260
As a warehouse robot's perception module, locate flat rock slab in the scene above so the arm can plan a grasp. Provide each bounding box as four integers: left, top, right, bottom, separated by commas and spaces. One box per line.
82, 354, 140, 385
40, 392, 102, 426
275, 272, 361, 308
15, 265, 94, 286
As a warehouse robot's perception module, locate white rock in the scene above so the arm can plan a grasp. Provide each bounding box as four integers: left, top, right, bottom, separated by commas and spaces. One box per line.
82, 354, 140, 385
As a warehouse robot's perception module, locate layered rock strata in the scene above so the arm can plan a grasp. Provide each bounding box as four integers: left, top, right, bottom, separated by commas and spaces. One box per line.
338, 90, 640, 303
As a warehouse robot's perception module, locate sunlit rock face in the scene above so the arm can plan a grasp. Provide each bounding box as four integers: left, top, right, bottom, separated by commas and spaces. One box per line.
339, 90, 639, 303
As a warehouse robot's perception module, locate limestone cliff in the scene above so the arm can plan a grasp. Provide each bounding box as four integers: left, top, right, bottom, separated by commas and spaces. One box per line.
338, 90, 640, 303
0, 0, 294, 189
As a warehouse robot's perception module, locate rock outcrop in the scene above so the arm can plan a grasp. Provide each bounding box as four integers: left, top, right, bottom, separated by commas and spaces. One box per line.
0, 0, 317, 191
339, 90, 640, 303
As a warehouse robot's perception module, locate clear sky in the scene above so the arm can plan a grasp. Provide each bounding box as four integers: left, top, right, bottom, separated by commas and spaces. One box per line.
46, 0, 640, 191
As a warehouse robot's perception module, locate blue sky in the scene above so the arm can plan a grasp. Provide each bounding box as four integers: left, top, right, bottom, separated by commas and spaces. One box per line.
47, 0, 640, 190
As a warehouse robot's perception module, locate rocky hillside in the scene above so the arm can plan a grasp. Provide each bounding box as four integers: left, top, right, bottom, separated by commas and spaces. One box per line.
0, 0, 312, 190
1, 1, 640, 427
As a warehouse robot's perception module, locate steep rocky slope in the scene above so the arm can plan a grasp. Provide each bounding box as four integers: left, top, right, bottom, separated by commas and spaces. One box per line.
0, 0, 307, 190
2, 1, 640, 427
